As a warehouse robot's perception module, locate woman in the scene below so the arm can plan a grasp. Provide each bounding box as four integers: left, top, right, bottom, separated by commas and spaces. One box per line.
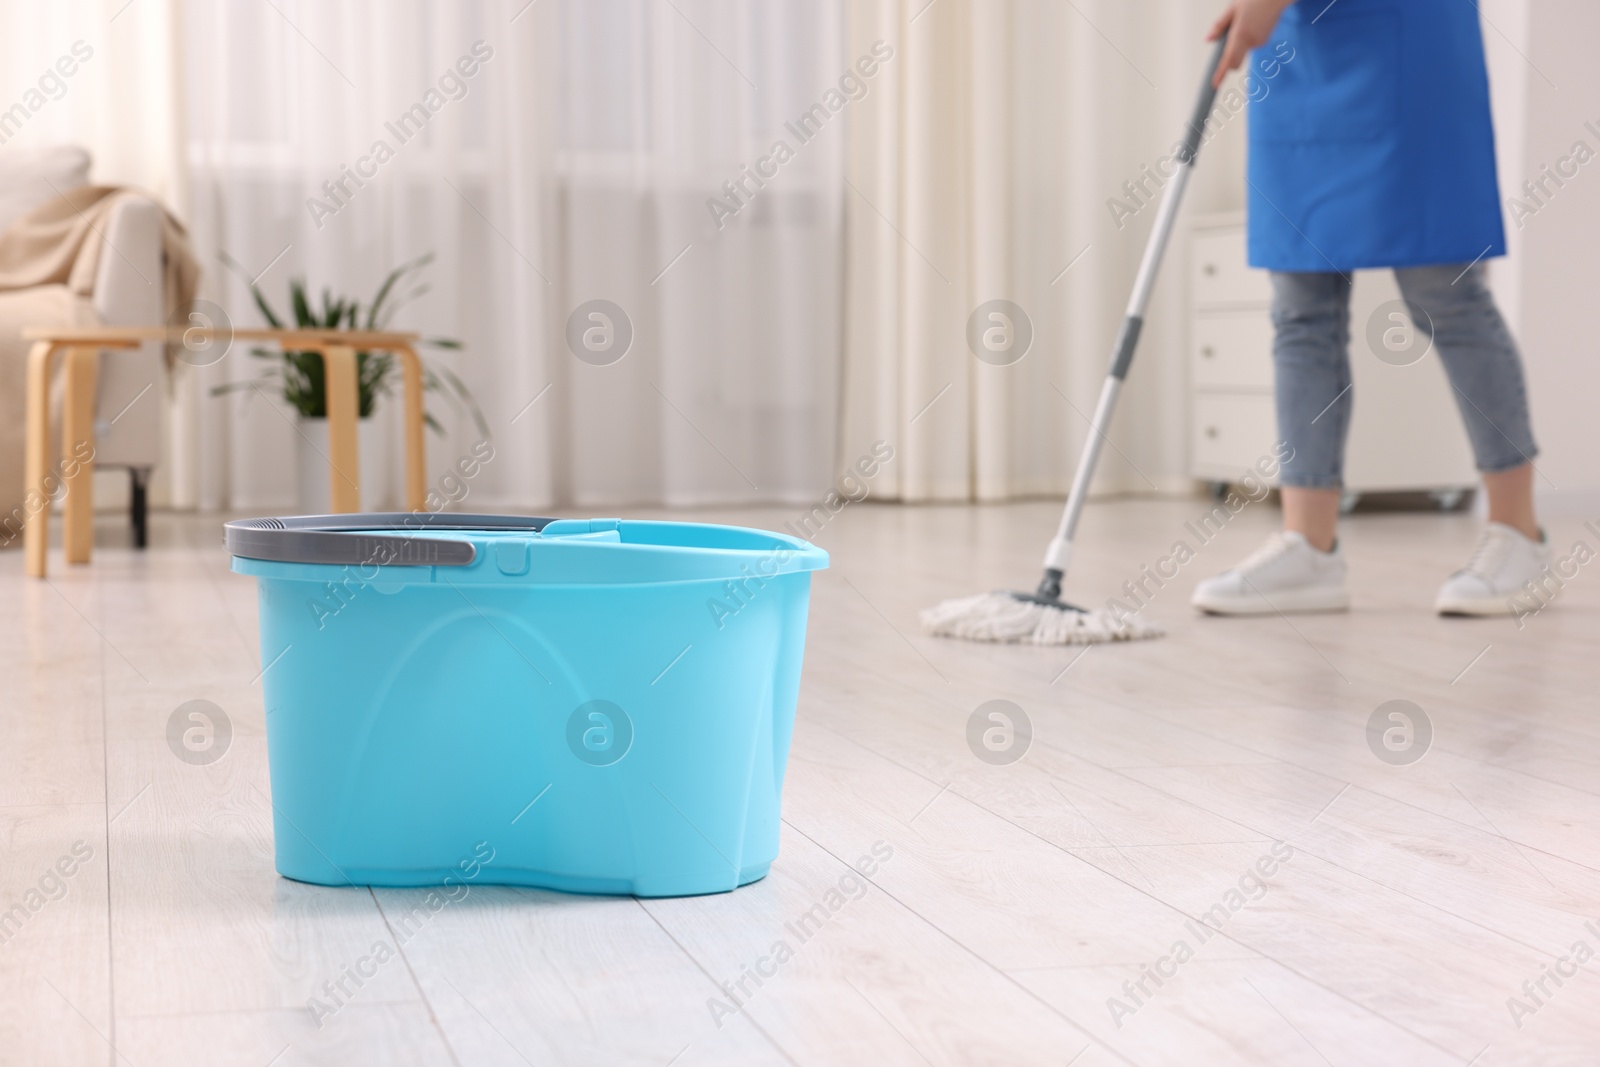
1191, 0, 1547, 617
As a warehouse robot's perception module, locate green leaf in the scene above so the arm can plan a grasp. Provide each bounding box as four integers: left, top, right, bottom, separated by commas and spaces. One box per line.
367, 252, 434, 329
430, 361, 491, 440
209, 378, 272, 397
217, 249, 284, 328
384, 284, 433, 323
290, 279, 314, 328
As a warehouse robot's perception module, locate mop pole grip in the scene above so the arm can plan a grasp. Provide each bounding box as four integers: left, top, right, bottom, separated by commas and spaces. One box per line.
1180, 37, 1229, 164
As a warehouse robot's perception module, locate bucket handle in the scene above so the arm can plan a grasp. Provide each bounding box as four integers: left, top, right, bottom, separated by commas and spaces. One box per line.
224, 513, 558, 567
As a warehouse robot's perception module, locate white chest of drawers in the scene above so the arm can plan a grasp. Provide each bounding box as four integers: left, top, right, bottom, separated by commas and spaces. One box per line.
1188, 211, 1477, 499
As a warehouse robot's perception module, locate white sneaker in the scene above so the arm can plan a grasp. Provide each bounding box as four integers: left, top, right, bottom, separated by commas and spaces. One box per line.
1191, 531, 1350, 615
1435, 523, 1551, 616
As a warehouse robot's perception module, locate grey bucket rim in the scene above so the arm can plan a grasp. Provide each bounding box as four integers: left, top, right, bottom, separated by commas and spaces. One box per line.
224, 513, 559, 567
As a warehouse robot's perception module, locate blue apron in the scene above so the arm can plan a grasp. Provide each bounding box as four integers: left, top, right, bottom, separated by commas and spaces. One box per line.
1247, 0, 1505, 272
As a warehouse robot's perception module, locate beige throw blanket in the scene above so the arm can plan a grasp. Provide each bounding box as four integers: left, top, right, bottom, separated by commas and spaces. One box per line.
0, 185, 199, 346
0, 187, 200, 544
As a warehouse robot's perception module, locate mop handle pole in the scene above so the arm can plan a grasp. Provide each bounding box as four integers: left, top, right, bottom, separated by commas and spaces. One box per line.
1039, 38, 1228, 586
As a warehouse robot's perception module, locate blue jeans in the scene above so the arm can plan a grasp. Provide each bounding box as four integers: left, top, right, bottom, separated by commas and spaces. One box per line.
1270, 263, 1538, 488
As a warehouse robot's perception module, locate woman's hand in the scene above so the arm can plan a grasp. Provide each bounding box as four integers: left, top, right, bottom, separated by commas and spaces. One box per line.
1208, 0, 1295, 88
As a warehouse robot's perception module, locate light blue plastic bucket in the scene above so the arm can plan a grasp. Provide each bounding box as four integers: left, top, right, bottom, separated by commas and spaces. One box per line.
227, 513, 827, 897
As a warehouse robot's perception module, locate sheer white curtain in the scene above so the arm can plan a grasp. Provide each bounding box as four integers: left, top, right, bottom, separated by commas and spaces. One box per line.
182, 0, 845, 512
841, 0, 1245, 501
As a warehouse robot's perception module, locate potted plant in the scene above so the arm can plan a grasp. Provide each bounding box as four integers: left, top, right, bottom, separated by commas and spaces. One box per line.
214, 253, 488, 513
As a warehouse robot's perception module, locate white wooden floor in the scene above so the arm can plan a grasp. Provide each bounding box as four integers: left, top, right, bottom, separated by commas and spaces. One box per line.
4, 498, 1599, 1066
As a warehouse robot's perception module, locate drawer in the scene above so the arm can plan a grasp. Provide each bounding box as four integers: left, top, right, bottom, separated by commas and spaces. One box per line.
1192, 393, 1277, 475
1192, 230, 1272, 307
1193, 312, 1274, 390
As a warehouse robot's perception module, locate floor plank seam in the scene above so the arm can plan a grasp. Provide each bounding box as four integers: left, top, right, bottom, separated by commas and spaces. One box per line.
1110, 706, 1600, 872
368, 888, 465, 1067
779, 816, 1140, 1067
807, 720, 1474, 1062
632, 897, 803, 1067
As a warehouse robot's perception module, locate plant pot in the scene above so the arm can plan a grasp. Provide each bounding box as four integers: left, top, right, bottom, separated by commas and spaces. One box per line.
296, 415, 391, 515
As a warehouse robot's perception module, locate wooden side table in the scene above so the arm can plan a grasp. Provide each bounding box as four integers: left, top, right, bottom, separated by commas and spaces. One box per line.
21, 327, 428, 578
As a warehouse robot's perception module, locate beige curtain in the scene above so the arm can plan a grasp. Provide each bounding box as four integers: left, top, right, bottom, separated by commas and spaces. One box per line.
842, 0, 1246, 502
